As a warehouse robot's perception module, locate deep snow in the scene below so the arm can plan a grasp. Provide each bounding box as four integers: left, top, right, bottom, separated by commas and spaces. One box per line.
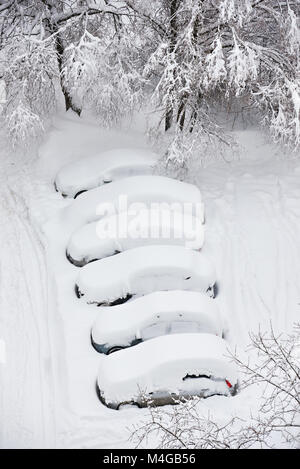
0, 112, 299, 448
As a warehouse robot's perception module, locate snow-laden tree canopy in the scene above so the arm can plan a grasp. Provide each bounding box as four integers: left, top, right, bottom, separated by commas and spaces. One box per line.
140, 0, 299, 162
0, 0, 299, 157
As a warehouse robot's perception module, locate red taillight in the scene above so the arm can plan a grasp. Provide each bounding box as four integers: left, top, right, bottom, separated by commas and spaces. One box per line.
225, 379, 232, 388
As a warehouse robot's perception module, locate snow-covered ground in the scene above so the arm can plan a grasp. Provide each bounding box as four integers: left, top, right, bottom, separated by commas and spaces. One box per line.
0, 112, 299, 448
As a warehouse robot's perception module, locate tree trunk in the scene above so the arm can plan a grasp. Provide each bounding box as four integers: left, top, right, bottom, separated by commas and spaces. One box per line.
41, 0, 82, 116
55, 33, 82, 116
189, 109, 197, 133
165, 0, 179, 132
165, 109, 173, 132
177, 96, 187, 131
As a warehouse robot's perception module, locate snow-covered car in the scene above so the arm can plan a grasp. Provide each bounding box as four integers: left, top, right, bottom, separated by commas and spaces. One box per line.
96, 333, 238, 409
62, 175, 204, 231
75, 245, 216, 305
91, 290, 223, 354
66, 207, 205, 266
55, 148, 158, 198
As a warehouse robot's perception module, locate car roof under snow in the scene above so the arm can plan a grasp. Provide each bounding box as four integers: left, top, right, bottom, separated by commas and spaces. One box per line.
92, 290, 223, 346
63, 175, 204, 231
76, 245, 216, 304
55, 148, 158, 196
67, 207, 205, 266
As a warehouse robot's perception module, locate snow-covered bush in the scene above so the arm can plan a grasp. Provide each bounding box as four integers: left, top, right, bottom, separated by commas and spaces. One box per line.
6, 104, 44, 149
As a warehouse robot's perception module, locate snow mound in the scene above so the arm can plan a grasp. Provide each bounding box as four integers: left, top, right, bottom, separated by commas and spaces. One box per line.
67, 207, 205, 266
91, 290, 223, 354
97, 333, 238, 409
55, 147, 158, 197
75, 245, 216, 305
62, 175, 204, 232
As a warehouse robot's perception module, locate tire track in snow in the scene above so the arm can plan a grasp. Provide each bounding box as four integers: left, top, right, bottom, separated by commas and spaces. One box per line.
0, 168, 57, 448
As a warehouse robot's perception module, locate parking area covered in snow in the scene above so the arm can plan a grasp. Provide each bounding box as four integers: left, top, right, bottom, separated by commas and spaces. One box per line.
58, 139, 226, 417
1, 0, 299, 449
3, 115, 299, 448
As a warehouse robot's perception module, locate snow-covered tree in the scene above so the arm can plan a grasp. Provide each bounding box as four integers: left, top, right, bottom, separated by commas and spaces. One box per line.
0, 0, 130, 145
3, 34, 58, 146
62, 28, 143, 126
0, 0, 299, 155
130, 0, 299, 162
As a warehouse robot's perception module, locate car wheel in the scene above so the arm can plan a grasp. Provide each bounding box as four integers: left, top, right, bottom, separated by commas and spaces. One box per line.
107, 346, 124, 355
74, 189, 87, 199
108, 293, 133, 306
116, 401, 140, 410
75, 284, 83, 298
212, 282, 218, 298
206, 282, 218, 298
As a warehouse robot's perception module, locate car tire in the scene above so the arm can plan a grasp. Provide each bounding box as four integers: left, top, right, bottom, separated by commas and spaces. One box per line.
107, 346, 124, 355
116, 401, 140, 410
74, 189, 87, 199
